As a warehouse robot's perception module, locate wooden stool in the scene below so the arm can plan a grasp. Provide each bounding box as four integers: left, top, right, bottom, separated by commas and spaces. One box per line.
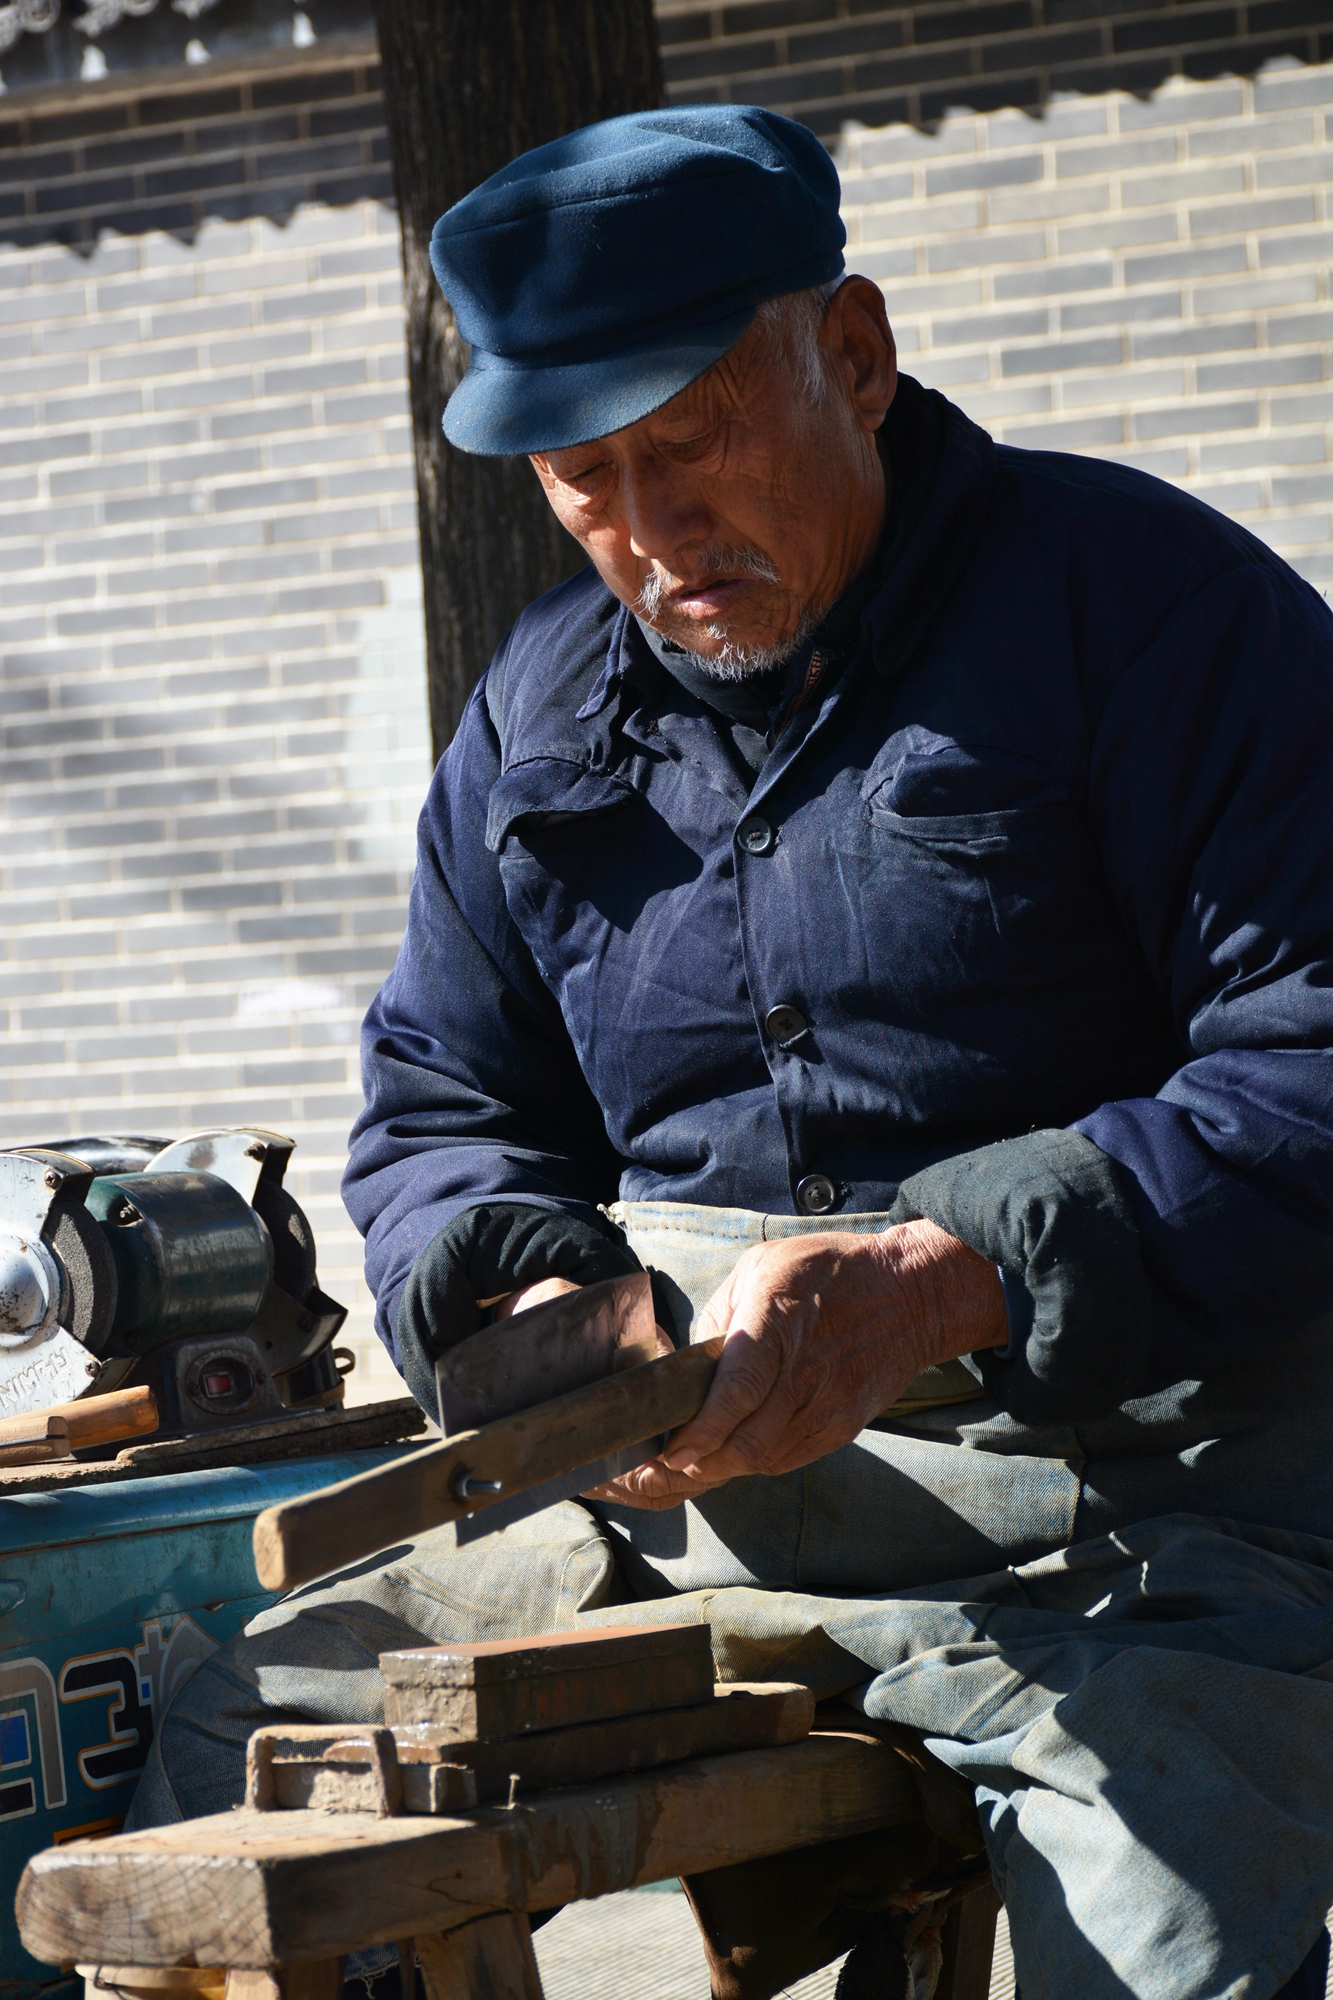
21, 1627, 997, 2000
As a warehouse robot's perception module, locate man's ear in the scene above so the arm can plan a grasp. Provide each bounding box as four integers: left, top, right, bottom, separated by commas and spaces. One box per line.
824, 276, 897, 433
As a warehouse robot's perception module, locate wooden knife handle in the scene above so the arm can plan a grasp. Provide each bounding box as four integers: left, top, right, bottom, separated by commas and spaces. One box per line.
0, 1386, 158, 1456
253, 1336, 725, 1594
55, 1385, 159, 1449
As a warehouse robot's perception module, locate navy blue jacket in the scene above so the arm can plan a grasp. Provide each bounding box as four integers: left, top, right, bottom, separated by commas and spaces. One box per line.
345, 380, 1333, 1423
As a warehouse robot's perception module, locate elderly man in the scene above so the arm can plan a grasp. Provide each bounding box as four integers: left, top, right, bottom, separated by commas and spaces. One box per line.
129, 107, 1333, 2000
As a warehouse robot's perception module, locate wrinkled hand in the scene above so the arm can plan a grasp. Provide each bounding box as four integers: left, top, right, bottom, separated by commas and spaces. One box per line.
583, 1221, 1007, 1511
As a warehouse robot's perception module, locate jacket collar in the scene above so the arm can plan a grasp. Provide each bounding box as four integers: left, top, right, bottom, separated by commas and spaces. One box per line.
863, 375, 997, 682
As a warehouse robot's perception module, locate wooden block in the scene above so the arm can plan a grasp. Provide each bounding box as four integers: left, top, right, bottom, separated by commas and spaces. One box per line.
416, 1915, 543, 2000
17, 1735, 921, 1970
247, 1729, 405, 1817
246, 1685, 810, 1815
246, 1727, 477, 1816
0, 1388, 159, 1468
380, 1623, 714, 1738
394, 1682, 814, 1803
0, 1438, 71, 1467
0, 1409, 67, 1450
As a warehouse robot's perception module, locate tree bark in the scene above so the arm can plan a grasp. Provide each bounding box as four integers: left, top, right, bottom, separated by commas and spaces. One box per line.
372, 1, 664, 755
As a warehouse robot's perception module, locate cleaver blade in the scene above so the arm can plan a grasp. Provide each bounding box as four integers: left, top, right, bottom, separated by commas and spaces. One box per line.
436, 1270, 675, 1542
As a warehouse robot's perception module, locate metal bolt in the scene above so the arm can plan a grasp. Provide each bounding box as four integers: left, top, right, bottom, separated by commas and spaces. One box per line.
506, 1773, 521, 1810
43, 1168, 62, 1190
453, 1472, 504, 1503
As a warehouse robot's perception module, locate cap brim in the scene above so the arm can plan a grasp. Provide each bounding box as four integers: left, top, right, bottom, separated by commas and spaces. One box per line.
442, 306, 758, 456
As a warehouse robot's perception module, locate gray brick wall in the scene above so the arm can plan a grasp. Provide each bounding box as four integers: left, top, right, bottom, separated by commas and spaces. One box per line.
0, 54, 426, 1401
839, 61, 1333, 581
657, 0, 1333, 135
0, 19, 1328, 1402
655, 6, 1333, 579
652, 5, 1333, 579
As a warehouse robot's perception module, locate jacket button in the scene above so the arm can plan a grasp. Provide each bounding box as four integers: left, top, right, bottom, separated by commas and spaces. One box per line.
796, 1174, 837, 1215
764, 1004, 807, 1045
737, 817, 777, 856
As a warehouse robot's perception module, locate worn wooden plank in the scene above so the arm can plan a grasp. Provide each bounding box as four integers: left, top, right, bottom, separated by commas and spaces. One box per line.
415, 1916, 543, 2000
252, 1684, 812, 1812
380, 1625, 714, 1737
252, 1340, 724, 1594
18, 1735, 920, 1970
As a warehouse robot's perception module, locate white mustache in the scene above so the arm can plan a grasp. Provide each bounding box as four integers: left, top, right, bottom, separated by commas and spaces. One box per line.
635, 543, 781, 621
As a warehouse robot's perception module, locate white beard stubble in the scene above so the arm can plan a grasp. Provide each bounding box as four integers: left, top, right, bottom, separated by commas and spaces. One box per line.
635, 544, 828, 680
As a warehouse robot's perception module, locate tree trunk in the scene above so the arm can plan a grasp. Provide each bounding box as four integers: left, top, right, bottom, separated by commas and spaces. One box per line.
372, 1, 664, 756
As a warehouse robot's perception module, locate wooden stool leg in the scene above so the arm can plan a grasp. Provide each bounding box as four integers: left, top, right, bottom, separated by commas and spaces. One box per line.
936, 1884, 1000, 2000
415, 1916, 544, 2000
226, 1963, 344, 2000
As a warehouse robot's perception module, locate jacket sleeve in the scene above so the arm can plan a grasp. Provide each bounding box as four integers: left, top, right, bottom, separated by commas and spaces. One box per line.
341, 674, 629, 1376
892, 558, 1333, 1423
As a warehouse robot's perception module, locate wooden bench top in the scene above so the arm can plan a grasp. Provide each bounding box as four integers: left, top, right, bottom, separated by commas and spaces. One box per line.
18, 1732, 919, 1971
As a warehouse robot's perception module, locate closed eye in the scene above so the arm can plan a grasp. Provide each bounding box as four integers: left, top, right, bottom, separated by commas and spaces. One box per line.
661, 426, 722, 462
560, 459, 610, 486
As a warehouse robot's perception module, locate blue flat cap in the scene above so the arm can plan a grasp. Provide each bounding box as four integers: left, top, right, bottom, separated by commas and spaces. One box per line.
430, 105, 846, 456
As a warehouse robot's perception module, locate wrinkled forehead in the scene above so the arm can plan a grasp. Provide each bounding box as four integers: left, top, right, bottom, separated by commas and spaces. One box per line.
534, 319, 786, 468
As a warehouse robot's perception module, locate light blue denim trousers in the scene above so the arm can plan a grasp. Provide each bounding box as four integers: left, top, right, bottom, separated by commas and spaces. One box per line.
127, 1204, 1333, 2000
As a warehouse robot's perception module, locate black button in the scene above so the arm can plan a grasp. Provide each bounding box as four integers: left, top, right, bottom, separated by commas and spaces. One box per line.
737, 817, 777, 856
764, 1004, 807, 1045
797, 1174, 837, 1215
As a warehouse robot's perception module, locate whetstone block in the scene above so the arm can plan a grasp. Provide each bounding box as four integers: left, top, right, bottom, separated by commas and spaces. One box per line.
380, 1623, 714, 1739
394, 1682, 815, 1802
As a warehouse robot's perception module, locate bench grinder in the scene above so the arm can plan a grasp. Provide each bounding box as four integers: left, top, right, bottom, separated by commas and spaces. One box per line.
0, 1129, 348, 1435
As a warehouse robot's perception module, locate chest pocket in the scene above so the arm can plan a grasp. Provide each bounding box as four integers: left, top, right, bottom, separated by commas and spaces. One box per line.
489, 755, 705, 990
850, 732, 1084, 998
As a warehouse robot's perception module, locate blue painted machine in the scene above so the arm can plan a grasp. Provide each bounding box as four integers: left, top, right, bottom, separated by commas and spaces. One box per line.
0, 1132, 423, 2000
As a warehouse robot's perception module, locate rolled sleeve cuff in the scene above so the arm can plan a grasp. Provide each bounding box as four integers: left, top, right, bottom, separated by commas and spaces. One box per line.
888, 1127, 1155, 1425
